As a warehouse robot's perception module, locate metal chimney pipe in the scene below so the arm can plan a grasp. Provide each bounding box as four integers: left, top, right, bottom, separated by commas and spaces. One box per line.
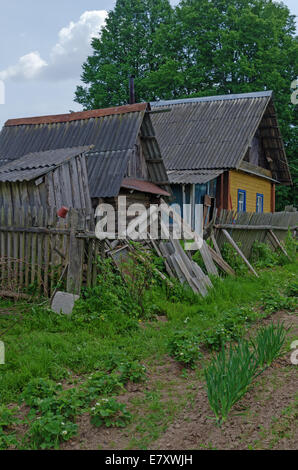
129, 75, 135, 104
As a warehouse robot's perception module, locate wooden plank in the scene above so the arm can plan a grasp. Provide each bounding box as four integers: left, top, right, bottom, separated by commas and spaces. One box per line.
222, 229, 258, 277
208, 245, 236, 276
211, 233, 221, 257
66, 209, 84, 294
199, 241, 218, 276
268, 230, 290, 259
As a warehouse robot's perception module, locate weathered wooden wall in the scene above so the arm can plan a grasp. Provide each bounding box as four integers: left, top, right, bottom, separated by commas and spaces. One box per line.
0, 204, 101, 297
0, 154, 92, 213
215, 209, 298, 258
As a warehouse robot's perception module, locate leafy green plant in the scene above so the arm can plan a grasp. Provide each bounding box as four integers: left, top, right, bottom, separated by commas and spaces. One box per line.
85, 372, 124, 400
121, 243, 157, 318
251, 241, 280, 268
261, 292, 297, 313
0, 405, 19, 450
221, 242, 248, 275
117, 360, 147, 383
90, 398, 132, 428
201, 307, 257, 350
251, 322, 287, 367
285, 280, 298, 298
284, 230, 297, 262
20, 378, 61, 408
168, 331, 202, 367
35, 388, 85, 419
27, 412, 77, 449
72, 257, 139, 323
204, 340, 261, 425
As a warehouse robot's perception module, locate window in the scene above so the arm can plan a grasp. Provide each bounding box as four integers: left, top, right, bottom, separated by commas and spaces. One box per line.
256, 193, 264, 213
237, 189, 246, 212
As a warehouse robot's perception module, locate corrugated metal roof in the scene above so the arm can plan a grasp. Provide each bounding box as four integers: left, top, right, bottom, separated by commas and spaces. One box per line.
121, 178, 171, 196
5, 103, 147, 126
0, 110, 145, 163
0, 146, 90, 182
151, 92, 272, 171
87, 149, 132, 198
151, 91, 273, 107
167, 169, 224, 184
0, 103, 171, 197
0, 105, 149, 197
151, 91, 291, 185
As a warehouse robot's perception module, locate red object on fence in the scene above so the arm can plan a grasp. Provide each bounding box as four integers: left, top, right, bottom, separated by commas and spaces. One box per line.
57, 206, 69, 218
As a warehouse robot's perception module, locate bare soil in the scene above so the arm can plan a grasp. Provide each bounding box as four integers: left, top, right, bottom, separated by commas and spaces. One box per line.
61, 310, 298, 451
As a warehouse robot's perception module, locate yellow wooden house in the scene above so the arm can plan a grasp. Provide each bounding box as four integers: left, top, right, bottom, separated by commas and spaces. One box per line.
151, 91, 292, 226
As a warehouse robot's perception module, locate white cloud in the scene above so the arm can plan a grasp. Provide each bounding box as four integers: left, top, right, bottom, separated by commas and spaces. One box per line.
0, 10, 107, 82
0, 52, 47, 81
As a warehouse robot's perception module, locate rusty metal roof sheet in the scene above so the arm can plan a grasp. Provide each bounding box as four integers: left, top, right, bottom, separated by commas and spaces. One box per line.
0, 146, 90, 182
151, 91, 292, 185
5, 103, 147, 126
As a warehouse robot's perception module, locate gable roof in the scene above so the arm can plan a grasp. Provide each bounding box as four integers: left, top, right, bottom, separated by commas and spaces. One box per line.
0, 103, 169, 197
151, 91, 291, 185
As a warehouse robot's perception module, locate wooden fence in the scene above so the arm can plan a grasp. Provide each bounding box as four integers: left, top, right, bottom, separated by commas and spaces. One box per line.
214, 210, 298, 258
0, 204, 103, 297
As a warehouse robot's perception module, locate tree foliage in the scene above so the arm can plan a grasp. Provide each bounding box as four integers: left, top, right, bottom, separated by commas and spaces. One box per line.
75, 0, 298, 208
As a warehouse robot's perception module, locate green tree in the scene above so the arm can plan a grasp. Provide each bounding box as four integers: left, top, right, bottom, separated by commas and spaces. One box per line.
75, 0, 173, 108
75, 0, 297, 208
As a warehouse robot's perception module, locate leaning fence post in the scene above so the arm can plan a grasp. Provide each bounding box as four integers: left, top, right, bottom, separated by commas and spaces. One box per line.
222, 229, 259, 277
66, 209, 84, 294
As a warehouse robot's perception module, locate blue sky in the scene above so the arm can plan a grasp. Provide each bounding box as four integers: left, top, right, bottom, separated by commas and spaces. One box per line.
0, 0, 297, 128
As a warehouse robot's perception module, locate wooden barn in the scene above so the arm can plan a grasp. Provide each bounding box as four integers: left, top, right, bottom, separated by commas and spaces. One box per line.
0, 147, 92, 212
151, 91, 292, 228
0, 103, 170, 221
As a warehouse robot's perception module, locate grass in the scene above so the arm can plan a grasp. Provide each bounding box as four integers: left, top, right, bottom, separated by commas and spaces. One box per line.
0, 258, 297, 449
0, 262, 297, 404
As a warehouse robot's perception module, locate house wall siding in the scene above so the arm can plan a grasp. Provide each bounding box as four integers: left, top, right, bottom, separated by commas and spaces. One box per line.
229, 170, 272, 212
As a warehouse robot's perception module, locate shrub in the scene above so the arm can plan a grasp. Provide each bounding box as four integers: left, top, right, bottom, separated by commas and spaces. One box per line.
90, 398, 132, 428
168, 331, 202, 367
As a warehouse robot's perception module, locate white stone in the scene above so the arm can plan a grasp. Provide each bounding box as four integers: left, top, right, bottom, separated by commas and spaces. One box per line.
51, 291, 80, 315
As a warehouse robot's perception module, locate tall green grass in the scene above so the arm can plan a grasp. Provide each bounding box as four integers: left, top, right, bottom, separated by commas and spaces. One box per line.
204, 340, 261, 424
251, 322, 288, 367
205, 322, 288, 424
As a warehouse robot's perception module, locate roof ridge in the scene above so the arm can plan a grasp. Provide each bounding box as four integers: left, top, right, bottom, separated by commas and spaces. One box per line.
5, 103, 148, 127
151, 91, 273, 107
